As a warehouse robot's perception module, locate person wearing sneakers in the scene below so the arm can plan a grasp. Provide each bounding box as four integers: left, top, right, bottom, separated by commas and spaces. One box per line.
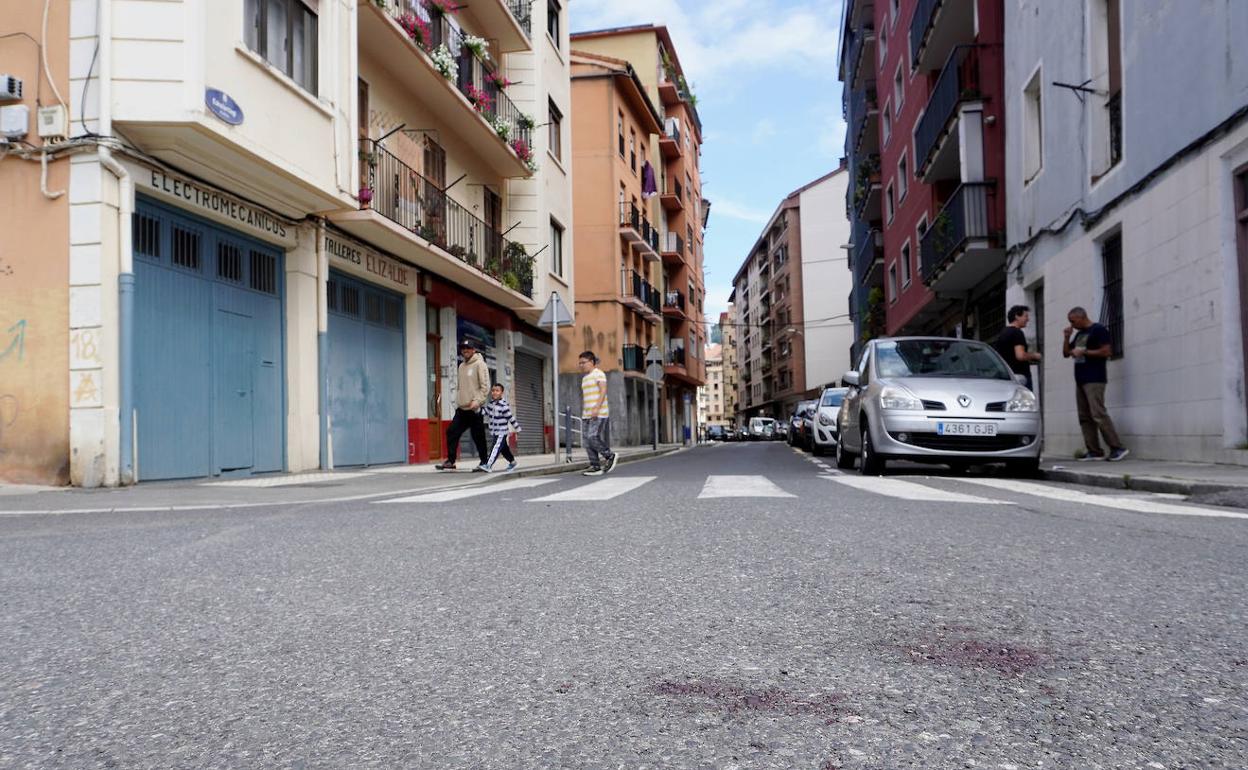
1063, 306, 1129, 462
578, 350, 618, 476
435, 340, 492, 471
477, 383, 521, 473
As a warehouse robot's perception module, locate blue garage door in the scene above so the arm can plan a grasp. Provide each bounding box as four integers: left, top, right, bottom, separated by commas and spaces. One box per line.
327, 271, 406, 467
133, 198, 284, 480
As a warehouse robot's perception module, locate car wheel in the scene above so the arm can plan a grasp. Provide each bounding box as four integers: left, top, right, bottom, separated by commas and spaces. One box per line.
859, 427, 885, 476
835, 436, 855, 469
1007, 458, 1041, 478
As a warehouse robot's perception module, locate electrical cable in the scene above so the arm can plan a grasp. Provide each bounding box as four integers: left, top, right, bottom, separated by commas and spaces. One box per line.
0, 32, 43, 106
41, 0, 67, 109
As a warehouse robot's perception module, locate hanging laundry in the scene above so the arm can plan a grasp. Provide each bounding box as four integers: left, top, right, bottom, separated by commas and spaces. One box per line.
641, 161, 658, 198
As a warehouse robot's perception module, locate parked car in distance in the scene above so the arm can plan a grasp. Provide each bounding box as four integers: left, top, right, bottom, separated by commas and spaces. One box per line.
706, 425, 727, 441
748, 417, 777, 441
788, 400, 818, 449
836, 337, 1041, 476
810, 387, 848, 455
724, 428, 738, 441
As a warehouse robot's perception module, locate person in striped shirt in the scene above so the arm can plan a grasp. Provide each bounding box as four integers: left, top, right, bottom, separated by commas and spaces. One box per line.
476, 383, 521, 473
578, 350, 617, 476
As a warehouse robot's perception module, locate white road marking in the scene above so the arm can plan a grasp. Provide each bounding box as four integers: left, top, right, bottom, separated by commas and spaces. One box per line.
377, 478, 558, 503
202, 472, 372, 487
955, 478, 1248, 520
528, 476, 656, 502
824, 476, 1010, 504
697, 475, 796, 499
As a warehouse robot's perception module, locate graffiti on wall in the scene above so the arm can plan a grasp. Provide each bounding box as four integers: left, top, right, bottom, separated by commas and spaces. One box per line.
0, 319, 26, 363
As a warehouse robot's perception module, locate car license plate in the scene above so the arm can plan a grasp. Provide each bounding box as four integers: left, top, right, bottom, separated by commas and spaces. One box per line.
936, 422, 998, 436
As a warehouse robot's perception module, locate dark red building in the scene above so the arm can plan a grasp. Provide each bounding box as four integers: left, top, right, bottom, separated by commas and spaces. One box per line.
841, 0, 1008, 350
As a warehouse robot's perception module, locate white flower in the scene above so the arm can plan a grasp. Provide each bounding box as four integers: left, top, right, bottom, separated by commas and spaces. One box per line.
462, 34, 489, 61
429, 44, 458, 81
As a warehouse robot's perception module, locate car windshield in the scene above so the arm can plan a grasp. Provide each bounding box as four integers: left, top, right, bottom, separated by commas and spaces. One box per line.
821, 391, 845, 407
874, 339, 1013, 380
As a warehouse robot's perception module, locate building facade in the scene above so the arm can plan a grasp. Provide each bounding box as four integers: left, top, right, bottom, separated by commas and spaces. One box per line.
699, 342, 727, 433
0, 0, 569, 486
719, 310, 739, 429
730, 170, 851, 424
1003, 0, 1248, 463
840, 0, 1008, 359
563, 25, 709, 446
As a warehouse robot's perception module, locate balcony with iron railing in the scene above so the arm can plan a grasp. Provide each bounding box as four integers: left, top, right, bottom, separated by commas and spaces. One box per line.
850, 86, 879, 155
622, 343, 646, 373
661, 232, 685, 265
914, 45, 985, 182
382, 0, 531, 52
660, 118, 683, 160
362, 2, 535, 178
666, 345, 687, 368
919, 182, 1001, 292
910, 0, 976, 72
853, 227, 883, 288
619, 202, 661, 262
505, 0, 532, 39
660, 178, 684, 212
852, 152, 882, 222
342, 139, 535, 301
663, 288, 687, 318
847, 25, 876, 90
622, 268, 662, 317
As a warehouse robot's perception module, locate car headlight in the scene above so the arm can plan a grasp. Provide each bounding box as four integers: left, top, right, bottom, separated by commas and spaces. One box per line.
1005, 387, 1038, 412
818, 413, 835, 426
879, 385, 923, 411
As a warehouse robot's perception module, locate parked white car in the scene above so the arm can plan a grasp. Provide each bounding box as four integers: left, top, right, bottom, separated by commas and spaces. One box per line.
835, 337, 1042, 476
810, 387, 848, 456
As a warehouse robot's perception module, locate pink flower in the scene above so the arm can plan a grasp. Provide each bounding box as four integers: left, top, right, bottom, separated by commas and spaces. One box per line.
509, 137, 533, 162
463, 84, 493, 112
423, 0, 458, 15
486, 71, 513, 90
398, 12, 432, 47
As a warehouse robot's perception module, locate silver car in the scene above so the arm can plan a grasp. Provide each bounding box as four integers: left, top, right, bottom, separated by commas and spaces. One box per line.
835, 337, 1042, 475
810, 387, 848, 456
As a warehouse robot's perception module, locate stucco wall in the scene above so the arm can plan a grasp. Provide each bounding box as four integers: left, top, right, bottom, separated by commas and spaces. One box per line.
0, 1, 71, 484
800, 170, 854, 390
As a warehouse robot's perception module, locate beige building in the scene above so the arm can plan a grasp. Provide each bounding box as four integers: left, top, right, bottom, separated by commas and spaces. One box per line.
567, 25, 709, 445
700, 342, 727, 431
719, 310, 740, 429
0, 0, 571, 486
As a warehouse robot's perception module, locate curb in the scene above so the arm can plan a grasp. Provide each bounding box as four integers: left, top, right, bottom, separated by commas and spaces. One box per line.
491, 445, 685, 482
1040, 467, 1245, 497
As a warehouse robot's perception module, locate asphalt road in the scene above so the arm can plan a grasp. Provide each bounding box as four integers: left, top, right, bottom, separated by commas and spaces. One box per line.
2, 443, 1246, 769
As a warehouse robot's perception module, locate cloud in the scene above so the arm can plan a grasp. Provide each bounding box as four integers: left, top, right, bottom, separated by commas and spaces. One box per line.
709, 197, 772, 225
815, 105, 848, 160
571, 0, 845, 90
752, 118, 778, 143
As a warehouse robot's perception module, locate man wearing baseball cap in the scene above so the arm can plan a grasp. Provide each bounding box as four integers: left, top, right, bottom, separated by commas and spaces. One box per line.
436, 339, 492, 470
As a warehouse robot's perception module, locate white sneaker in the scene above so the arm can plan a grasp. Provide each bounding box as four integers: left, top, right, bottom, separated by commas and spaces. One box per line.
582, 468, 604, 476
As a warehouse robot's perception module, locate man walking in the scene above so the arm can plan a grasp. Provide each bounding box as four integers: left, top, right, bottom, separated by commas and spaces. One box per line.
993, 304, 1042, 391
435, 340, 491, 470
1063, 306, 1129, 462
578, 350, 618, 476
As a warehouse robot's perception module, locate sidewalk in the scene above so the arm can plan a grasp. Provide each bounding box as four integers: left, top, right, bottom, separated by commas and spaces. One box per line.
0, 444, 684, 515
1041, 454, 1248, 496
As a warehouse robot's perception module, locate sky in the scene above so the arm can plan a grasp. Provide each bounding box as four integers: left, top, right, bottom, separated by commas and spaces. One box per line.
570, 0, 848, 326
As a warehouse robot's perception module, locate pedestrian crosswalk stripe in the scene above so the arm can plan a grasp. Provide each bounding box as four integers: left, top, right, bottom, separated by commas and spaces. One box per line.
528, 476, 656, 502
377, 478, 558, 504
954, 478, 1248, 520
823, 475, 1010, 504
698, 475, 796, 499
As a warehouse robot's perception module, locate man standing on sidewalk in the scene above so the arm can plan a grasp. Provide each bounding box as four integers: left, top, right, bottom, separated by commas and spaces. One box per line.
436, 340, 492, 471
1063, 306, 1129, 462
578, 350, 618, 476
993, 305, 1042, 392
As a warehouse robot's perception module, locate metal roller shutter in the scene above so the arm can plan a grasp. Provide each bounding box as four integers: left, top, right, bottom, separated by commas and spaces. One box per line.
513, 352, 546, 454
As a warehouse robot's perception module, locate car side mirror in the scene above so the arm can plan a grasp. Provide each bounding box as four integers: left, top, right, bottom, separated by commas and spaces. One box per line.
842, 371, 860, 387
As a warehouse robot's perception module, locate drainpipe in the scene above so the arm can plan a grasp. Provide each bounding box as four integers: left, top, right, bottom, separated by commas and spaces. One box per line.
95, 0, 137, 484
316, 220, 330, 469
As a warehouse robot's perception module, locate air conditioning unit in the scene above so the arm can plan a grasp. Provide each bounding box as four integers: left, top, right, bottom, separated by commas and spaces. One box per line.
0, 75, 22, 102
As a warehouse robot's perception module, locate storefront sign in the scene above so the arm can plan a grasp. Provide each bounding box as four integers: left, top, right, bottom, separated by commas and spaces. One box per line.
205, 88, 244, 126
325, 233, 414, 291
129, 161, 296, 247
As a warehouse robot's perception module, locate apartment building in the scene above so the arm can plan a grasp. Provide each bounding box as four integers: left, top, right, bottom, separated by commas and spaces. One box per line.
719, 310, 739, 428
729, 170, 852, 424
564, 25, 709, 445
699, 342, 727, 432
839, 0, 1007, 360
0, 0, 568, 486
1003, 0, 1248, 463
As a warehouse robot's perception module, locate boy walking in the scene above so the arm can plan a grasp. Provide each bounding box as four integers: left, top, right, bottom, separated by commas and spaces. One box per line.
476, 383, 521, 472
578, 350, 618, 476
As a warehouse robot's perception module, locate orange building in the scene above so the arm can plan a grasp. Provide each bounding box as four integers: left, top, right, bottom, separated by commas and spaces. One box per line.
565, 26, 708, 445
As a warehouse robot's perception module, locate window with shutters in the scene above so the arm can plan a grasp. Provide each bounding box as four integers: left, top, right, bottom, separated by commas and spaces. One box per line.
217, 242, 243, 282
171, 226, 201, 271
250, 249, 277, 294
133, 212, 161, 261
1100, 232, 1124, 358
